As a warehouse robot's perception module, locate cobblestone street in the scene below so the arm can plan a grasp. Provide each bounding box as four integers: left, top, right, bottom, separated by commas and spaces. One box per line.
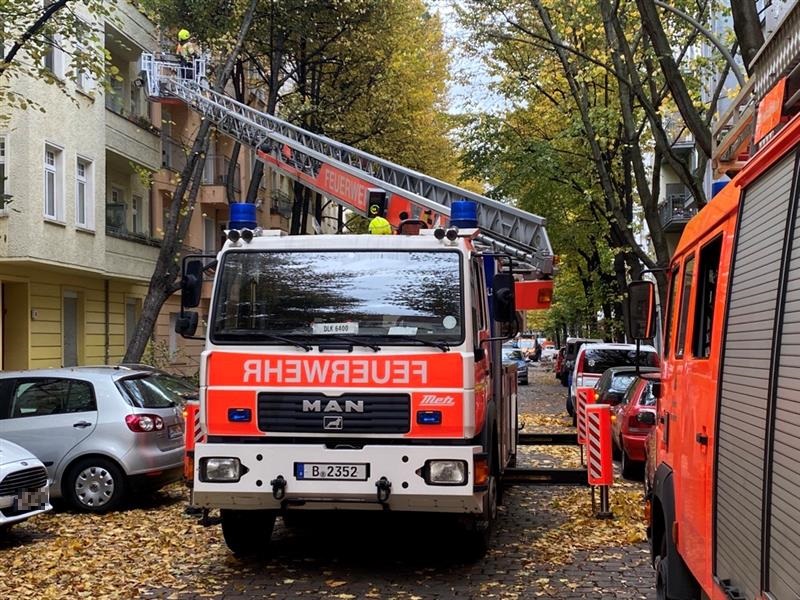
3, 365, 656, 599
142, 364, 657, 599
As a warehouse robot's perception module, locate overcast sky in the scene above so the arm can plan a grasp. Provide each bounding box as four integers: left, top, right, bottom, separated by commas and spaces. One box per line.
427, 0, 508, 114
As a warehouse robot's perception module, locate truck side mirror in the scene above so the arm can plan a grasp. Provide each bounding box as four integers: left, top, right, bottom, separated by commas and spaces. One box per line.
628, 280, 656, 340
182, 259, 204, 309
175, 312, 199, 337
492, 273, 516, 323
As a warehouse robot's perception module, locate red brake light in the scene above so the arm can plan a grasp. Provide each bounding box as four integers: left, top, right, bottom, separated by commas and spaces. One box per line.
125, 414, 165, 432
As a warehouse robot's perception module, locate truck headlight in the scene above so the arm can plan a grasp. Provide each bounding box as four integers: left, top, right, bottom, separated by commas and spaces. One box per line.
424, 460, 467, 485
201, 457, 243, 482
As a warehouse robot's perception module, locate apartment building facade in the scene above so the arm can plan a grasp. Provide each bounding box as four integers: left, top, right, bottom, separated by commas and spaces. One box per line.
0, 1, 332, 375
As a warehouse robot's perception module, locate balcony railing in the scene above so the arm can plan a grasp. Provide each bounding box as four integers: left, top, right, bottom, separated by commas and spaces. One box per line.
659, 192, 698, 233
271, 189, 293, 218
201, 154, 241, 194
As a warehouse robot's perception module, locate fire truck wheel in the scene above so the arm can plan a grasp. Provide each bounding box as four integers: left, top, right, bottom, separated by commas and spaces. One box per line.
221, 509, 276, 556
655, 526, 700, 600
461, 473, 497, 560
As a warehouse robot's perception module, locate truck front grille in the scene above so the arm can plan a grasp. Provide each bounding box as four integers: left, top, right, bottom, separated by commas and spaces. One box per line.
258, 393, 410, 434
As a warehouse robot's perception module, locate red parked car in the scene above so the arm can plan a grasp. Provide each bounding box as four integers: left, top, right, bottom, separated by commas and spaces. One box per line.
611, 374, 658, 479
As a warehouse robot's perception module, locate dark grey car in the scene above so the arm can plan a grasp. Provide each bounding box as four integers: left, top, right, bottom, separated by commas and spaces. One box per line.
0, 367, 185, 512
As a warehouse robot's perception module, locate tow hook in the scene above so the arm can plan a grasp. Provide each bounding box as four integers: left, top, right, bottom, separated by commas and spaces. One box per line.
270, 475, 287, 500
376, 476, 392, 504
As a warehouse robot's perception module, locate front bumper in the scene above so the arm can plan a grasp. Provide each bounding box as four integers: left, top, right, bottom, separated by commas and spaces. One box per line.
0, 485, 51, 527
192, 443, 484, 513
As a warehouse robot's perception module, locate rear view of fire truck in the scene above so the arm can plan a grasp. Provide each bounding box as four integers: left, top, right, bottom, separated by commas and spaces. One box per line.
630, 6, 800, 599
140, 56, 554, 557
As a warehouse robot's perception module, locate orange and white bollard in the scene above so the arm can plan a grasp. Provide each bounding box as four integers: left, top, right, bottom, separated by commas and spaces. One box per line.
586, 403, 614, 519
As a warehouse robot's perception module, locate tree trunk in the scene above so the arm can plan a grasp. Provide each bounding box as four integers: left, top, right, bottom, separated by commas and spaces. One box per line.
635, 0, 712, 158
731, 0, 765, 74
123, 0, 261, 363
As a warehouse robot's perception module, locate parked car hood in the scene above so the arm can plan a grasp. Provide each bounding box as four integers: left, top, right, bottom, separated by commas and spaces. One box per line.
0, 438, 39, 466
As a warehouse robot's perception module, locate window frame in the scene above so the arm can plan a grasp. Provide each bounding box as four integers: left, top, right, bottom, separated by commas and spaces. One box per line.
0, 135, 7, 214
674, 255, 696, 358
691, 235, 723, 359
43, 143, 64, 221
75, 156, 94, 228
663, 264, 680, 358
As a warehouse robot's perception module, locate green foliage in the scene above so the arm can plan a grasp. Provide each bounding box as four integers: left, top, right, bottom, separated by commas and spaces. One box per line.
0, 0, 115, 120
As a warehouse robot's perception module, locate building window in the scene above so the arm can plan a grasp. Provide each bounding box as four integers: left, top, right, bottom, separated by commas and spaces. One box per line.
43, 34, 63, 78
107, 186, 126, 232
131, 194, 143, 234
204, 217, 216, 253
0, 136, 7, 211
76, 158, 93, 228
44, 144, 63, 220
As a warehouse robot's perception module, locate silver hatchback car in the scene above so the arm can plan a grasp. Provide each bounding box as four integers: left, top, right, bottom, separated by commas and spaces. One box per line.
0, 367, 185, 512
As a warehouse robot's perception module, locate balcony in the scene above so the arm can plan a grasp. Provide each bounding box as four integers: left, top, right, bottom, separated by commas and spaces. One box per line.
659, 189, 698, 233
105, 104, 161, 171
162, 136, 187, 172
271, 190, 293, 218
197, 155, 241, 207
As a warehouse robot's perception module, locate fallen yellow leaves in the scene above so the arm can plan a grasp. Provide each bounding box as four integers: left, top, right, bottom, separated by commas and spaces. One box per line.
530, 482, 648, 565
518, 412, 573, 430
0, 485, 235, 600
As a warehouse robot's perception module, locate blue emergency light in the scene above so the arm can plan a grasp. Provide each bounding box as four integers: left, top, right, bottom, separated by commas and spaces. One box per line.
450, 200, 478, 228
417, 411, 442, 425
228, 408, 252, 422
229, 202, 257, 230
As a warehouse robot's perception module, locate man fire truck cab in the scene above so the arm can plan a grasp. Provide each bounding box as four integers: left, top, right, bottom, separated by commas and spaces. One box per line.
628, 8, 800, 597
178, 201, 535, 557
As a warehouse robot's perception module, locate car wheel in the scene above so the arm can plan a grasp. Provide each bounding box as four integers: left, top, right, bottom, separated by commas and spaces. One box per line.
621, 450, 639, 480
66, 457, 126, 513
612, 439, 622, 461
221, 509, 276, 556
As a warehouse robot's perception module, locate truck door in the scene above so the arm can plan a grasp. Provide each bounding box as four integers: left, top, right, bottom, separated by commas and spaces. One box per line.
678, 235, 723, 577
470, 259, 492, 448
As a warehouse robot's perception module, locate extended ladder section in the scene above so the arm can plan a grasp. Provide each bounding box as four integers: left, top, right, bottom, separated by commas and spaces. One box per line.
141, 55, 553, 275
714, 3, 800, 176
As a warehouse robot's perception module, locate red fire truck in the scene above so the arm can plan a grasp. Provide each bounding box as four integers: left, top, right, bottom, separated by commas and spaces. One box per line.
630, 7, 800, 598
179, 204, 547, 557
142, 51, 554, 558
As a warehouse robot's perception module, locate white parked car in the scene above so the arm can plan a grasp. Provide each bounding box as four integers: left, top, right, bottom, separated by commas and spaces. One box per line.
0, 438, 52, 529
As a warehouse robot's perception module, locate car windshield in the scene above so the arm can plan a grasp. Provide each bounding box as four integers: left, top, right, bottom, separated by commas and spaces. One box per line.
609, 373, 638, 393
503, 349, 525, 361
210, 250, 464, 345
118, 374, 185, 409
582, 349, 659, 374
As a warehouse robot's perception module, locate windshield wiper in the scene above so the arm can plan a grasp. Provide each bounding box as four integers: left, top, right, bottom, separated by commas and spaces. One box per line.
304, 334, 381, 352
219, 330, 312, 351
384, 335, 450, 352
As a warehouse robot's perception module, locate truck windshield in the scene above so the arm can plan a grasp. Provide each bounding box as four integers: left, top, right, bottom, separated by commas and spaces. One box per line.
210, 250, 464, 345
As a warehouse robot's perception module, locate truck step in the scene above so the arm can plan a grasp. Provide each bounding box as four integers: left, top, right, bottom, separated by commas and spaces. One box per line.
517, 432, 578, 446
503, 467, 588, 486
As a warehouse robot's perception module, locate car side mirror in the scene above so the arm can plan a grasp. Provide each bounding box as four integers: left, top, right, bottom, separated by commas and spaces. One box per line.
637, 412, 657, 425
182, 259, 204, 309
628, 280, 657, 340
175, 311, 199, 337
492, 273, 516, 323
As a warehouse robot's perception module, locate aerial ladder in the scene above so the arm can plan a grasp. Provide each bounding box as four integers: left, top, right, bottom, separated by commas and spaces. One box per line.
143, 55, 586, 487
140, 54, 553, 279
713, 3, 800, 177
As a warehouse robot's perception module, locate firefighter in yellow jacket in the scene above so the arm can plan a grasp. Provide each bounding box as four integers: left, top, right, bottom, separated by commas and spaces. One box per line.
368, 204, 392, 235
